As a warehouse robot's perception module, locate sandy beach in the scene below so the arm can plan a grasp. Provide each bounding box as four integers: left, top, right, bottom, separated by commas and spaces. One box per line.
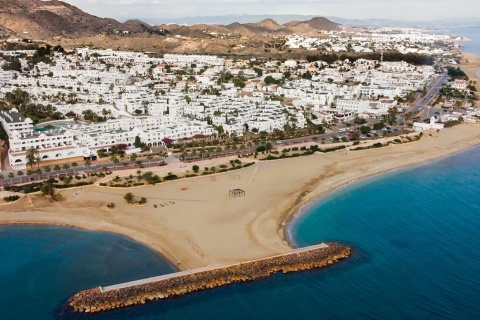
459, 52, 480, 104
1, 124, 480, 271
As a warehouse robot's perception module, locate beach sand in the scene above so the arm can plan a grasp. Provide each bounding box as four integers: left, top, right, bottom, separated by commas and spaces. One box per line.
1, 124, 480, 271
459, 52, 480, 104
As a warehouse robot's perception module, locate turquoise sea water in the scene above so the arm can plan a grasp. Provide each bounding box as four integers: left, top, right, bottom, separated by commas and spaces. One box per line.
2, 146, 480, 319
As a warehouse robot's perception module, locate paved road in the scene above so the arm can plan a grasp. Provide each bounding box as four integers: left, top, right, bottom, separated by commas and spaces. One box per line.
409, 70, 449, 116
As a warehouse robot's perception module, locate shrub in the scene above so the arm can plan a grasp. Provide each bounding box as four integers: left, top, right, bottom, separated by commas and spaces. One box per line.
138, 197, 147, 205
124, 192, 135, 204
4, 195, 20, 202
164, 174, 179, 181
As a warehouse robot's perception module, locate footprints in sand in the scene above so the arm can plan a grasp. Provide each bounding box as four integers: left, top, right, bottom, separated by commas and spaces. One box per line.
154, 201, 176, 209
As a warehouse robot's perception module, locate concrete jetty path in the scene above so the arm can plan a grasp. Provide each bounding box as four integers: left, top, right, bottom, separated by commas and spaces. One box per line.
100, 243, 329, 293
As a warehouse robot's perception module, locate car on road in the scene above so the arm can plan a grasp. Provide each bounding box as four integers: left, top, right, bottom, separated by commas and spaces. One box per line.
435, 112, 440, 114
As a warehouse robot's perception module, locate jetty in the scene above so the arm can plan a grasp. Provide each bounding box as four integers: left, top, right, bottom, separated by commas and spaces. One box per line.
68, 242, 353, 313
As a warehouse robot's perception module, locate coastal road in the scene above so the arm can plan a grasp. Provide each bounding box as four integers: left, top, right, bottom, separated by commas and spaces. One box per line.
409, 70, 449, 116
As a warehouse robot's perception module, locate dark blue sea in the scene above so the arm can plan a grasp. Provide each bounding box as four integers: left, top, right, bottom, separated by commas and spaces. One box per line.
2, 146, 480, 320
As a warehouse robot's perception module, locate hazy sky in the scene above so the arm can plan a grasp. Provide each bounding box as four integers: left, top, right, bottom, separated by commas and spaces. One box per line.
62, 0, 479, 23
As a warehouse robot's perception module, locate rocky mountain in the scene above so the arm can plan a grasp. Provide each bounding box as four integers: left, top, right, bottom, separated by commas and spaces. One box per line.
0, 0, 344, 59
160, 16, 340, 38
0, 0, 150, 38
0, 0, 342, 39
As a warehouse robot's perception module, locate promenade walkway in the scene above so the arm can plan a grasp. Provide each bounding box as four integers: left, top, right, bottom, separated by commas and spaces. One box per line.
100, 242, 329, 293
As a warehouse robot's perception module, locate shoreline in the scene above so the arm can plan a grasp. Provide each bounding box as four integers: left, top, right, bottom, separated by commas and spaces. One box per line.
459, 52, 480, 96
1, 124, 480, 271
281, 141, 480, 246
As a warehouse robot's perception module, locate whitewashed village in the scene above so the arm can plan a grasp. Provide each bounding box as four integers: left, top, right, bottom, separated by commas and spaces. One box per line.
0, 27, 478, 177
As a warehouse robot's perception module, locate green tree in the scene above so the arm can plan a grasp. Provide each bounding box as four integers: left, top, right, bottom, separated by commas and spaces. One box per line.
129, 153, 137, 167
41, 179, 56, 198
44, 166, 51, 178
386, 107, 398, 125
404, 112, 413, 128
124, 192, 135, 204
360, 126, 371, 134
264, 76, 276, 85
146, 154, 154, 165
26, 147, 39, 171
373, 122, 385, 130
110, 154, 119, 169
71, 162, 78, 174
62, 163, 70, 174
192, 165, 200, 173
8, 172, 14, 185
17, 170, 24, 183
35, 168, 42, 180
134, 136, 143, 148
54, 165, 61, 178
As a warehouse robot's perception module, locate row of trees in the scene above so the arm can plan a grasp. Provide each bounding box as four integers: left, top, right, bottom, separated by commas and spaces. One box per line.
306, 52, 435, 66
0, 162, 80, 185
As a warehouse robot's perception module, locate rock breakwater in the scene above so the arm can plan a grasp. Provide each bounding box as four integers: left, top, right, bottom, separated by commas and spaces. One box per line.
68, 242, 352, 313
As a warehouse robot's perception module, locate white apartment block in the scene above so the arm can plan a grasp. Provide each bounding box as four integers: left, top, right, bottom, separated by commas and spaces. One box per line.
0, 109, 90, 171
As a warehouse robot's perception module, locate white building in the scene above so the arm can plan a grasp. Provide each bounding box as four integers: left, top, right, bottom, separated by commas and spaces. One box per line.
0, 109, 91, 170
413, 116, 444, 132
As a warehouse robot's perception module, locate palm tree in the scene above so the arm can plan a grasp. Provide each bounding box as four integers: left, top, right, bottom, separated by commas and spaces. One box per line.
35, 156, 42, 170
17, 170, 24, 183
159, 151, 168, 165
146, 154, 154, 165
26, 147, 39, 171
71, 162, 78, 174
44, 166, 51, 178
36, 168, 42, 180
403, 112, 413, 129
129, 153, 137, 168
41, 180, 56, 198
54, 165, 61, 178
8, 172, 14, 185
62, 163, 70, 175
110, 154, 119, 169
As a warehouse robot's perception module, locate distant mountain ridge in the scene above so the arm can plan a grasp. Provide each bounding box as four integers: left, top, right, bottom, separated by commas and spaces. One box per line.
159, 16, 342, 38
0, 1, 342, 39
153, 14, 480, 29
